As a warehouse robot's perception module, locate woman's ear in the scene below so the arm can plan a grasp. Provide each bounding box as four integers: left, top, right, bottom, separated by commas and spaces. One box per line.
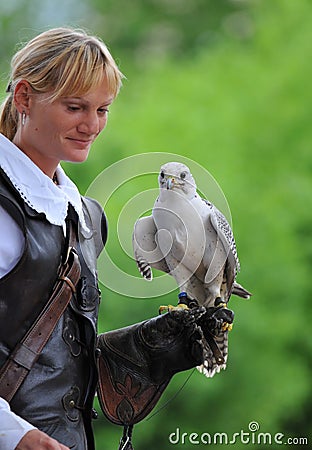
13, 80, 32, 115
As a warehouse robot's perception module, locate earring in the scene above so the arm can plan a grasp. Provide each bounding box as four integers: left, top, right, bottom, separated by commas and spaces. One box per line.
21, 111, 26, 126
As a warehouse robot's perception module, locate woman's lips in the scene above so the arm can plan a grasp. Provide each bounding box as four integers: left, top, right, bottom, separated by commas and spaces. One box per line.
67, 137, 93, 148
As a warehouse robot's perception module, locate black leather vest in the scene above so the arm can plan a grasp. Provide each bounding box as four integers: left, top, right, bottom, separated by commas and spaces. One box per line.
0, 169, 107, 450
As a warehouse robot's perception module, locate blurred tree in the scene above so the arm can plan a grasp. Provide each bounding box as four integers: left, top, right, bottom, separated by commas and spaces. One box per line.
0, 0, 253, 73
0, 0, 32, 71
0, 0, 89, 73
88, 0, 253, 65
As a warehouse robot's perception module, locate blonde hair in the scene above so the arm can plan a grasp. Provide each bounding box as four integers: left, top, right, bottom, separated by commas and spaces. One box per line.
0, 27, 124, 141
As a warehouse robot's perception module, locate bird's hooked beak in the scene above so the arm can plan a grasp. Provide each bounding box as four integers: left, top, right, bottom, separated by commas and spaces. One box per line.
166, 177, 175, 190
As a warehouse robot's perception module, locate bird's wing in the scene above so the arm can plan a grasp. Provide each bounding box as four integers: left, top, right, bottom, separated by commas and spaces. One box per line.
132, 215, 170, 280
201, 199, 240, 284
208, 200, 240, 270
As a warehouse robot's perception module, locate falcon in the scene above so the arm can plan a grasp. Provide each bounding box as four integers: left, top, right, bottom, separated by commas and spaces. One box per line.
132, 162, 251, 377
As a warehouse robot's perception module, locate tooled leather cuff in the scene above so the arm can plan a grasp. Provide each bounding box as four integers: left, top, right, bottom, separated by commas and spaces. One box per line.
96, 308, 205, 426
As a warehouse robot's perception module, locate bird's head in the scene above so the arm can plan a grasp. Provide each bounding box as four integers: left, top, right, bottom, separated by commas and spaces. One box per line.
158, 162, 197, 198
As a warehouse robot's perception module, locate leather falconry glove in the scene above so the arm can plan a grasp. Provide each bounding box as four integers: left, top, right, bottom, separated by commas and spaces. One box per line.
96, 303, 234, 449
96, 307, 206, 428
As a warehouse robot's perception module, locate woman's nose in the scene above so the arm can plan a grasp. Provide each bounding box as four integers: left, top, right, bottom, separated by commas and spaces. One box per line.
78, 112, 102, 135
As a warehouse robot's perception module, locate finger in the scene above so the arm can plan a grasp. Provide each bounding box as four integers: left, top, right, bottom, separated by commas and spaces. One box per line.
41, 435, 70, 450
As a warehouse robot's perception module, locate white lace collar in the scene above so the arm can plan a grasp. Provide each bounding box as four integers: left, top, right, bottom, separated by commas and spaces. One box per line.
0, 133, 89, 232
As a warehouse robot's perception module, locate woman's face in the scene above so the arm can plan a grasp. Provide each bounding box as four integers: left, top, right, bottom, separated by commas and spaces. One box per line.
13, 77, 114, 177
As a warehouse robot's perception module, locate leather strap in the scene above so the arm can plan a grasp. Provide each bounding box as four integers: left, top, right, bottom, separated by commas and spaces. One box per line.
0, 223, 81, 402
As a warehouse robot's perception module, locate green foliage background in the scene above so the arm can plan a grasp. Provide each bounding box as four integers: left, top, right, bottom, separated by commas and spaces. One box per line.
1, 0, 311, 448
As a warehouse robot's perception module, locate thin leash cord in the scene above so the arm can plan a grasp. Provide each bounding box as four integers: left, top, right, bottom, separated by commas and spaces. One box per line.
145, 369, 196, 421
119, 425, 133, 450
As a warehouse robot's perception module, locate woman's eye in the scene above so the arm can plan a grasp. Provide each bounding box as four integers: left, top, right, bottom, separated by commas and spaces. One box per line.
98, 108, 109, 115
180, 172, 186, 179
67, 105, 80, 111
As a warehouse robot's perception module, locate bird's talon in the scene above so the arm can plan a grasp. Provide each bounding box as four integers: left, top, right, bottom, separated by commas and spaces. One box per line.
222, 322, 233, 332
177, 303, 189, 310
159, 305, 171, 314
214, 297, 227, 308
159, 304, 189, 314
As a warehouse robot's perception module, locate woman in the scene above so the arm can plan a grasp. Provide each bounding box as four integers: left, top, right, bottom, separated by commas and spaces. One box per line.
0, 27, 218, 450
0, 27, 122, 450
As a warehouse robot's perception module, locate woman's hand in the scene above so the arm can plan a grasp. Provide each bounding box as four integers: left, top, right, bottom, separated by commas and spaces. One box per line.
16, 429, 70, 450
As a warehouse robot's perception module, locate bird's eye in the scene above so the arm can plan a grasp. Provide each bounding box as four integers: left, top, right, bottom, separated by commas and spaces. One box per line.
160, 171, 165, 178
180, 172, 186, 180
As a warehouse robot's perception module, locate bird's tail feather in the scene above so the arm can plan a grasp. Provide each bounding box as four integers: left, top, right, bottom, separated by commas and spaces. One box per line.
197, 334, 228, 378
232, 282, 252, 299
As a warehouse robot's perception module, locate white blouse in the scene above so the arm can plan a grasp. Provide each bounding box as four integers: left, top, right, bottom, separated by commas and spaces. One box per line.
0, 133, 90, 276
0, 133, 90, 448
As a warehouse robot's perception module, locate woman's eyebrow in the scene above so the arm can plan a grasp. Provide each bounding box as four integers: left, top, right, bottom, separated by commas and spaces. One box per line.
63, 97, 114, 106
